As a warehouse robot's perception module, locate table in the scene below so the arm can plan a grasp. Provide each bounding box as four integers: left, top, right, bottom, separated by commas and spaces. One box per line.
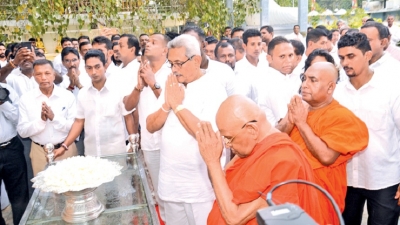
20, 152, 160, 225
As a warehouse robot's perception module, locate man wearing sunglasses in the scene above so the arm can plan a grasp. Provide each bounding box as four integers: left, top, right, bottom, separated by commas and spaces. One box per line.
196, 95, 323, 225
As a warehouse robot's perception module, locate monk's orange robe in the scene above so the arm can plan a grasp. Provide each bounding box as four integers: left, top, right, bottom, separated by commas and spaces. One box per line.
290, 99, 369, 225
207, 133, 324, 225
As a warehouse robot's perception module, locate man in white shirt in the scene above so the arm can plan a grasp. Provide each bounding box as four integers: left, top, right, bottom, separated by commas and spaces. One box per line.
286, 25, 305, 43
234, 29, 268, 103
0, 43, 6, 68
360, 21, 400, 72
91, 36, 120, 78
147, 34, 227, 225
124, 33, 170, 220
386, 15, 400, 45
258, 36, 299, 126
17, 59, 78, 176
215, 41, 236, 70
0, 83, 29, 225
335, 32, 400, 225
182, 26, 236, 96
289, 39, 305, 76
53, 37, 73, 75
78, 41, 92, 58
53, 50, 134, 158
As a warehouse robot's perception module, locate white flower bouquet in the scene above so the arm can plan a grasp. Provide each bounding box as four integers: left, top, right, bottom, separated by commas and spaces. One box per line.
32, 156, 122, 194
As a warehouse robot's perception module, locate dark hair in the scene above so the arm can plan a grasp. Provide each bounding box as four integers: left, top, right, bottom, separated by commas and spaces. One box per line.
294, 25, 300, 29
0, 42, 5, 48
28, 38, 36, 42
315, 25, 327, 30
214, 41, 235, 58
152, 33, 171, 45
78, 35, 90, 42
307, 27, 313, 31
338, 32, 371, 54
267, 36, 291, 55
166, 32, 180, 41
361, 21, 390, 39
120, 34, 140, 56
205, 36, 218, 44
112, 42, 119, 49
111, 34, 120, 41
327, 31, 333, 41
225, 26, 232, 31
70, 38, 78, 42
366, 18, 375, 22
61, 47, 80, 61
260, 25, 274, 34
61, 37, 71, 45
84, 49, 106, 65
35, 50, 46, 58
290, 39, 305, 56
242, 29, 261, 45
221, 37, 229, 41
139, 34, 149, 38
228, 38, 245, 53
92, 36, 112, 50
231, 27, 244, 37
79, 41, 91, 51
304, 49, 335, 72
306, 28, 328, 47
346, 28, 359, 35
181, 26, 206, 41
33, 59, 53, 69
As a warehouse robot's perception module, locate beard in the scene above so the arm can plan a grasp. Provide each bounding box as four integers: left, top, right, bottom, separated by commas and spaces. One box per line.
0, 53, 5, 58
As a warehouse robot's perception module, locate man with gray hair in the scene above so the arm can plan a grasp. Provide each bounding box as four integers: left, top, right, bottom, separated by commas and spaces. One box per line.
147, 34, 227, 225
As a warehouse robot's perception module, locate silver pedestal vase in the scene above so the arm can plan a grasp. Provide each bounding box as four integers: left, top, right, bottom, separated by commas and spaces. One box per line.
62, 188, 104, 223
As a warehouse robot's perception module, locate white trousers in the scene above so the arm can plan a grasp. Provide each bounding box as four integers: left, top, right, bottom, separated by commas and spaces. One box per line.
163, 201, 214, 225
142, 149, 164, 221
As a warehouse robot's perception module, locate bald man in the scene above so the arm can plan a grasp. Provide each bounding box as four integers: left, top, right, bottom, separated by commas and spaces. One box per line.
196, 95, 323, 225
280, 62, 369, 224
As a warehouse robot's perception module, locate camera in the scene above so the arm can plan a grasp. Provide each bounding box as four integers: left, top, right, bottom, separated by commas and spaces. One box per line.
0, 86, 11, 103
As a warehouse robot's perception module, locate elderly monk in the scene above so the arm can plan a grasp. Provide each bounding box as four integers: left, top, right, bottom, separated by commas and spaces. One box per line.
280, 62, 369, 225
196, 95, 323, 225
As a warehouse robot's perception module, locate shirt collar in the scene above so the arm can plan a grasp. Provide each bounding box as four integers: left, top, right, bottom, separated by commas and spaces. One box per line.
370, 52, 389, 69
343, 69, 381, 91
33, 84, 61, 98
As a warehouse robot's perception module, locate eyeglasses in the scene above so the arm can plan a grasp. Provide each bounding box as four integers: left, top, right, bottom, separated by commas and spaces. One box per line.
63, 58, 78, 64
223, 120, 257, 145
168, 56, 194, 69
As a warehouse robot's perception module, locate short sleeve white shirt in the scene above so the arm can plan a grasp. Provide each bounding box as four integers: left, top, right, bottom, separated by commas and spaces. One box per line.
156, 74, 227, 203
17, 85, 76, 145
333, 70, 400, 190
138, 63, 170, 151
76, 80, 131, 156
6, 71, 38, 97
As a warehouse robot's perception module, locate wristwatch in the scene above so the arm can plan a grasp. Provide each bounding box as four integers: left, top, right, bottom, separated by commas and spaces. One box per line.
152, 82, 161, 90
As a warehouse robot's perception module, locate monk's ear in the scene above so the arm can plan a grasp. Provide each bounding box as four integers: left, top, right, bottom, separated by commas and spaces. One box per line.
327, 81, 336, 94
246, 124, 259, 139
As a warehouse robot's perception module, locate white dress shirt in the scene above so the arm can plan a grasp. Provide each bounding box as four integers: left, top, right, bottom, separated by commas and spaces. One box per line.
156, 73, 227, 203
138, 63, 169, 151
6, 71, 38, 97
286, 32, 305, 43
53, 54, 67, 76
17, 85, 76, 145
234, 56, 269, 103
105, 62, 121, 78
370, 52, 400, 72
258, 67, 301, 125
0, 84, 19, 143
0, 60, 7, 68
204, 59, 236, 96
110, 59, 140, 96
333, 70, 400, 190
388, 25, 400, 45
59, 70, 92, 99
76, 79, 132, 156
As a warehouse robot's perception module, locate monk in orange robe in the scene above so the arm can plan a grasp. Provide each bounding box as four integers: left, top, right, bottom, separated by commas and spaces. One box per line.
195, 95, 324, 225
279, 62, 369, 225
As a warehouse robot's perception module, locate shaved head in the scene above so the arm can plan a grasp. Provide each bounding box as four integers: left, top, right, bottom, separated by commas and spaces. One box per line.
217, 95, 274, 157
301, 62, 337, 107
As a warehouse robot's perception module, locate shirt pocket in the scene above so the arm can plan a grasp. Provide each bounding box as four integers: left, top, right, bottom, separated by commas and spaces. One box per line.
366, 108, 388, 131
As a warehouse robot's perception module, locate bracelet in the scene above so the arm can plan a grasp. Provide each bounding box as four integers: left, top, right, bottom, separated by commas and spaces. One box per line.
67, 85, 74, 91
161, 105, 170, 113
135, 86, 143, 92
9, 60, 16, 68
61, 143, 69, 151
174, 105, 185, 114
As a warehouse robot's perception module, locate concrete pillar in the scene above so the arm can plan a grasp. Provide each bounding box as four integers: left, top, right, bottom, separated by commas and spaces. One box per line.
260, 0, 270, 26
226, 0, 233, 26
298, 0, 308, 33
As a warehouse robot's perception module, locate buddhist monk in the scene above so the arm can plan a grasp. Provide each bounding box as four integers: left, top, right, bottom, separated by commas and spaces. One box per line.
196, 95, 323, 225
280, 62, 369, 225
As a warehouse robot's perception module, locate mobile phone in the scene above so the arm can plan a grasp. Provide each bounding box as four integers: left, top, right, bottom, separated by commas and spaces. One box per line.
20, 42, 32, 51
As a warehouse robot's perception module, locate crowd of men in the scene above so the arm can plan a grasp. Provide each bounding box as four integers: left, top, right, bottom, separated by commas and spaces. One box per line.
0, 14, 399, 225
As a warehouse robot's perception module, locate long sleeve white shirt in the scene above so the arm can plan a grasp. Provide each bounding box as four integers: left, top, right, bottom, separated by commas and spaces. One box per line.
17, 85, 76, 145
333, 70, 400, 190
6, 71, 38, 97
0, 84, 19, 143
76, 79, 133, 156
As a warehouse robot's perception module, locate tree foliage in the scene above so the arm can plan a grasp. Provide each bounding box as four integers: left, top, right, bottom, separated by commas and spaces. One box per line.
0, 0, 260, 42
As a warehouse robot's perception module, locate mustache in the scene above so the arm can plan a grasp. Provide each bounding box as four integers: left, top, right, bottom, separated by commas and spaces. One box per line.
343, 66, 353, 70
173, 72, 181, 76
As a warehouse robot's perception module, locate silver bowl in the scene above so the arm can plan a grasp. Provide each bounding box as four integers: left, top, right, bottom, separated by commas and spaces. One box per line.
62, 188, 105, 223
